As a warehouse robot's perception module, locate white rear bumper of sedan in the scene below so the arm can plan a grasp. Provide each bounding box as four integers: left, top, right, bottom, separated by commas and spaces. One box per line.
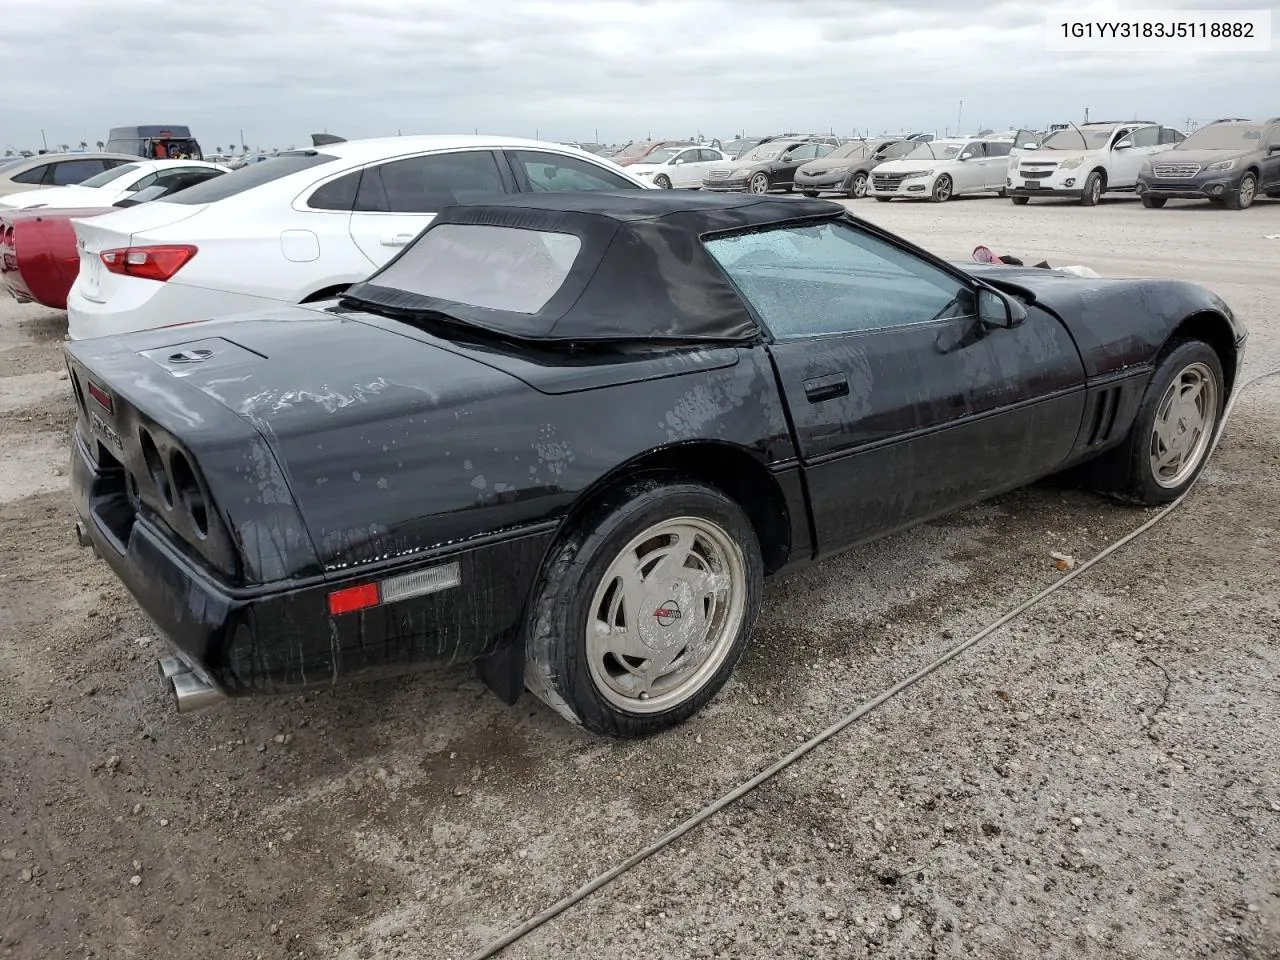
66, 278, 290, 340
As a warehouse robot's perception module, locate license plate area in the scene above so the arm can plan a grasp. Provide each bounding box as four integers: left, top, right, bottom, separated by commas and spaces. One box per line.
1024, 180, 1041, 190
81, 252, 105, 301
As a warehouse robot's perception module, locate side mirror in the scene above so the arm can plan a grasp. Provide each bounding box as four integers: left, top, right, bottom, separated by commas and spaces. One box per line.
1114, 140, 1133, 150
958, 153, 973, 161
673, 158, 685, 165
1268, 143, 1280, 155
977, 287, 1027, 329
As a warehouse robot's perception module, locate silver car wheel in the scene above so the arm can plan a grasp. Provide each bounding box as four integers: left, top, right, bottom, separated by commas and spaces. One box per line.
749, 173, 770, 194
585, 517, 747, 714
1149, 361, 1218, 489
850, 172, 868, 198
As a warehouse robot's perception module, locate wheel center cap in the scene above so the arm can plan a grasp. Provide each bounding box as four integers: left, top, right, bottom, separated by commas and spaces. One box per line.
639, 579, 695, 653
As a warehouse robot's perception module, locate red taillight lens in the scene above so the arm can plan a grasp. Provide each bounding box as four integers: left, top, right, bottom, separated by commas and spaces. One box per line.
86, 380, 114, 413
327, 583, 380, 616
100, 245, 197, 282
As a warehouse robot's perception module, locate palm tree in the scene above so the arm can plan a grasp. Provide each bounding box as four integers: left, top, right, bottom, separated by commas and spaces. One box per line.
58, 143, 70, 152
95, 140, 104, 150
79, 140, 88, 150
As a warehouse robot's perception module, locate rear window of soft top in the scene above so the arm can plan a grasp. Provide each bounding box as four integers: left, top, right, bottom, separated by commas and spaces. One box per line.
162, 152, 338, 204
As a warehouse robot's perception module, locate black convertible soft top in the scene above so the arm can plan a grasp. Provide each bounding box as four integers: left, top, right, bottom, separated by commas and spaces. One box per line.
344, 192, 846, 343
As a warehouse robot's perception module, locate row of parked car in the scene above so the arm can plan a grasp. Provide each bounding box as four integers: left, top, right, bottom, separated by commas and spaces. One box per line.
617, 118, 1280, 211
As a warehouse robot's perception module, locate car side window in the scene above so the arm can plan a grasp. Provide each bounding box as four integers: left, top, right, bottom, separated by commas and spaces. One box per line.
307, 170, 362, 211
511, 150, 639, 191
698, 149, 721, 163
50, 159, 108, 185
1129, 126, 1160, 148
1159, 127, 1184, 145
10, 164, 49, 185
961, 142, 984, 159
986, 141, 1012, 157
789, 144, 820, 162
128, 173, 158, 192
674, 149, 699, 164
355, 150, 507, 214
704, 220, 972, 339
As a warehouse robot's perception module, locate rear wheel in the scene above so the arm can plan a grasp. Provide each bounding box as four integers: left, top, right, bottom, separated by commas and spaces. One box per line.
1087, 340, 1223, 505
524, 479, 762, 737
1141, 195, 1167, 208
1080, 171, 1104, 206
1011, 195, 1030, 205
931, 175, 953, 202
848, 171, 868, 198
749, 172, 771, 195
802, 190, 819, 198
1224, 173, 1257, 210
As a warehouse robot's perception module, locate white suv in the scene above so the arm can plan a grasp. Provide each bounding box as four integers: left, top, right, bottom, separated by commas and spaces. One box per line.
1008, 122, 1184, 206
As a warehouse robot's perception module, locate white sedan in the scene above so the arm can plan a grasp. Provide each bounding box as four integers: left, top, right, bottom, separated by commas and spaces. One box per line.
867, 138, 1012, 202
627, 146, 730, 188
67, 136, 653, 340
0, 160, 225, 211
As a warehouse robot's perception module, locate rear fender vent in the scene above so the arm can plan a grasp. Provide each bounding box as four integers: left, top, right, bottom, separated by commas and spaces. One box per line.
1086, 386, 1122, 447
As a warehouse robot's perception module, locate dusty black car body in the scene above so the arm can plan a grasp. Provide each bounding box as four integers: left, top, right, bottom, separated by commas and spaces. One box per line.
65, 192, 1246, 712
794, 138, 914, 197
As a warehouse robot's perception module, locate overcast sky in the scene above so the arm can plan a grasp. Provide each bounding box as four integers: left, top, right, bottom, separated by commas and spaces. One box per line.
4, 0, 1276, 152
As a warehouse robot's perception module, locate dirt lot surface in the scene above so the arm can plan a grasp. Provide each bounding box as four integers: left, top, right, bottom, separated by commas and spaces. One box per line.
2, 196, 1278, 960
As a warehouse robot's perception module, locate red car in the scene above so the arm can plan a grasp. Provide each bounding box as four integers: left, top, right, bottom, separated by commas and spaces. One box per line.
2, 170, 224, 311
2, 206, 116, 310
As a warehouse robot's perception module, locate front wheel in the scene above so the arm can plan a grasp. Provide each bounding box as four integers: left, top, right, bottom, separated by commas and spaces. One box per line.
1224, 172, 1257, 210
1088, 341, 1224, 505
931, 175, 953, 202
524, 479, 762, 737
749, 172, 770, 194
848, 171, 868, 198
874, 196, 892, 202
653, 174, 672, 189
1080, 171, 1104, 206
1142, 195, 1167, 208
802, 190, 819, 198
1011, 195, 1030, 205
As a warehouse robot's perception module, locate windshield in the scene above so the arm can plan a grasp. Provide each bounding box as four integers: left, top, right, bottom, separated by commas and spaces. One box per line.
643, 147, 682, 164
823, 141, 869, 160
79, 164, 141, 188
741, 143, 793, 162
163, 151, 336, 204
615, 142, 652, 158
874, 141, 914, 161
903, 142, 963, 161
1180, 123, 1266, 150
1040, 127, 1114, 150
722, 139, 756, 158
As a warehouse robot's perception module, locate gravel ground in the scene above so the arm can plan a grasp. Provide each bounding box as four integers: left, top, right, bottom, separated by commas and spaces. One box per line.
1, 194, 1277, 960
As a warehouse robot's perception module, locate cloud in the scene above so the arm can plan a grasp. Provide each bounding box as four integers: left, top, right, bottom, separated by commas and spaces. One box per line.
2, 0, 1274, 151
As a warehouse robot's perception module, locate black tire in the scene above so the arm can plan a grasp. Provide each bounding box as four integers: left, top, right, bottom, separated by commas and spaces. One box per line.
1080, 171, 1104, 206
653, 174, 672, 189
1224, 172, 1257, 210
848, 171, 868, 199
1087, 340, 1224, 506
874, 196, 892, 202
1141, 195, 1167, 208
802, 190, 819, 198
1011, 195, 1030, 205
524, 478, 763, 738
931, 174, 953, 202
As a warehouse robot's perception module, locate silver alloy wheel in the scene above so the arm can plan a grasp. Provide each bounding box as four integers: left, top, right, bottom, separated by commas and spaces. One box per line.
851, 172, 868, 198
1088, 175, 1102, 204
654, 174, 672, 189
1238, 175, 1256, 208
933, 175, 952, 201
585, 516, 747, 714
1149, 361, 1218, 488
749, 173, 770, 194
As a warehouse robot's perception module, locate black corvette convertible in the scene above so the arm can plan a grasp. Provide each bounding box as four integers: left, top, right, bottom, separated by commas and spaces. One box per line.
65, 192, 1245, 737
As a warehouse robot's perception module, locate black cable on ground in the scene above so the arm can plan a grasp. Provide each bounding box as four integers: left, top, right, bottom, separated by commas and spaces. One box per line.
466, 365, 1280, 960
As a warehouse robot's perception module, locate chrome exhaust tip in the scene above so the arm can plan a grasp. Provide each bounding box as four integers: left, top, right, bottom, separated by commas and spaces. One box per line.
158, 655, 226, 713
74, 520, 97, 554
170, 672, 227, 713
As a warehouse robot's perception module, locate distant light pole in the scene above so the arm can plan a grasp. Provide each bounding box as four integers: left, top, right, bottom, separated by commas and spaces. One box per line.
956, 100, 964, 134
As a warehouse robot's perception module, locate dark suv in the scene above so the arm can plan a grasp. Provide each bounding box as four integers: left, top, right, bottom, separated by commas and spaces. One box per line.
1136, 118, 1280, 210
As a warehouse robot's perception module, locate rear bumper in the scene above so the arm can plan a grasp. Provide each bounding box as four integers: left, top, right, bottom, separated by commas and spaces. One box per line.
71, 430, 553, 696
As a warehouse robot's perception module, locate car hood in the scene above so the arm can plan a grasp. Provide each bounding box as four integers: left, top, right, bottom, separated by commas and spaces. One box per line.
1150, 148, 1253, 166
872, 157, 950, 173
1019, 149, 1089, 165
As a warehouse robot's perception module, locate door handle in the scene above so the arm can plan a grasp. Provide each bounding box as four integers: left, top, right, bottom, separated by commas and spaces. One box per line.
380, 234, 416, 247
803, 372, 849, 403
